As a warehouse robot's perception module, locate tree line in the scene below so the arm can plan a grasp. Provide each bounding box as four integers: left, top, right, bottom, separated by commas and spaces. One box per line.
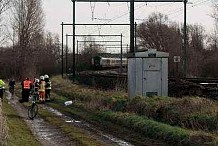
0, 0, 61, 80
137, 11, 218, 78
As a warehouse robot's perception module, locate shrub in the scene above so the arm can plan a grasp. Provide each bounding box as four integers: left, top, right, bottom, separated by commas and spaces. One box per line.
104, 95, 127, 111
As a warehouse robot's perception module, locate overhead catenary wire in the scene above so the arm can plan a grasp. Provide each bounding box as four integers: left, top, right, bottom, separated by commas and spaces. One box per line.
84, 2, 147, 35
74, 0, 210, 52
167, 0, 211, 16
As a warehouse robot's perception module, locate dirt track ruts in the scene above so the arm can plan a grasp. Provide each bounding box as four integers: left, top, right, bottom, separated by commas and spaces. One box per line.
5, 92, 75, 146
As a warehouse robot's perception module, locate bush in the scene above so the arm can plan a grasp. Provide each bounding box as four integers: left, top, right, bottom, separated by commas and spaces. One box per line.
104, 95, 127, 111
96, 111, 217, 145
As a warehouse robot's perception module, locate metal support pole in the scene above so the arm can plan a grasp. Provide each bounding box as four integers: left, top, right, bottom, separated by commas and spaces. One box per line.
120, 34, 123, 74
135, 22, 137, 52
77, 40, 79, 64
130, 0, 134, 54
184, 0, 187, 77
66, 34, 68, 74
73, 0, 76, 80
61, 22, 64, 78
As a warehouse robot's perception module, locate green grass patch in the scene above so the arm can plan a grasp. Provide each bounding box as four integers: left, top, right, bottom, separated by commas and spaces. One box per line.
47, 93, 218, 146
2, 99, 41, 146
95, 111, 218, 146
46, 98, 167, 146
49, 76, 218, 145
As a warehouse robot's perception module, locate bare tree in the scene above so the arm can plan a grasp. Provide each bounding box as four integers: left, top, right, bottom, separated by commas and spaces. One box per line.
137, 12, 209, 77
39, 32, 61, 74
0, 0, 11, 45
200, 3, 218, 77
212, 3, 218, 31
0, 0, 10, 14
187, 25, 205, 77
0, 0, 61, 78
137, 12, 183, 76
11, 0, 44, 78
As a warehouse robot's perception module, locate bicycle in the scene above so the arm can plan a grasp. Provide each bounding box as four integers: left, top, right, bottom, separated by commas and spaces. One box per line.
28, 93, 39, 120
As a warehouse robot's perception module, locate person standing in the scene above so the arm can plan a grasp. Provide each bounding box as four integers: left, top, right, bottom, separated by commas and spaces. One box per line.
31, 78, 40, 102
39, 76, 46, 103
20, 78, 32, 103
44, 74, 51, 101
33, 79, 40, 94
9, 78, 15, 96
0, 79, 5, 102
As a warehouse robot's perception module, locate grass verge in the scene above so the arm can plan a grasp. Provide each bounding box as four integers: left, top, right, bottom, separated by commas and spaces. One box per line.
46, 94, 218, 146
0, 100, 8, 145
50, 76, 218, 145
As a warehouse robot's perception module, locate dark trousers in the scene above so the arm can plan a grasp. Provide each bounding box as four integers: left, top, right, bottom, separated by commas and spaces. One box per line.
22, 89, 30, 102
45, 89, 51, 99
0, 89, 3, 100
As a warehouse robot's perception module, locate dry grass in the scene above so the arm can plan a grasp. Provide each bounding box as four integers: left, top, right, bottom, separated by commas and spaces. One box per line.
0, 100, 8, 145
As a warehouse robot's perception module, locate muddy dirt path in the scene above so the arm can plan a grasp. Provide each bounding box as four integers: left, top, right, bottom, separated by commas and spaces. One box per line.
5, 92, 134, 146
5, 92, 76, 146
41, 105, 133, 146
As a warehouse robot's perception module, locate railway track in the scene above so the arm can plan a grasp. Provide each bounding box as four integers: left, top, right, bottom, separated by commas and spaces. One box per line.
78, 71, 218, 98
80, 71, 218, 84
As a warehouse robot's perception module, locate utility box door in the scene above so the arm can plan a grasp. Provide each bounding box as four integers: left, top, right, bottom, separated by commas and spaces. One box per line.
143, 58, 162, 96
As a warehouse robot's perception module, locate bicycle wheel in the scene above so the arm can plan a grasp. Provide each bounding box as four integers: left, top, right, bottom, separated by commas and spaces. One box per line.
28, 103, 38, 120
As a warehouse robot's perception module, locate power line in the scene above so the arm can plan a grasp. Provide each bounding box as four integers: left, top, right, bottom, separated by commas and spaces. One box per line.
167, 0, 211, 16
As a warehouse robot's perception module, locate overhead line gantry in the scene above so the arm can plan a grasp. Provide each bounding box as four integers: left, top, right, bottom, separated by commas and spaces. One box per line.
66, 0, 186, 79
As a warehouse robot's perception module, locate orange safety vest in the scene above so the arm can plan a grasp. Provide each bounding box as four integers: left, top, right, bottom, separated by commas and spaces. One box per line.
23, 80, 31, 89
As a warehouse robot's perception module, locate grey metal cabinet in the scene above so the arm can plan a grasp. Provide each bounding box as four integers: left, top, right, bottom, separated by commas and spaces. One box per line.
128, 49, 169, 99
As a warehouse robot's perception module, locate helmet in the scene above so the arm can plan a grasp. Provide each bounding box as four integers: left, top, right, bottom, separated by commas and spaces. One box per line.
35, 79, 39, 83
44, 74, 49, 79
40, 76, 44, 80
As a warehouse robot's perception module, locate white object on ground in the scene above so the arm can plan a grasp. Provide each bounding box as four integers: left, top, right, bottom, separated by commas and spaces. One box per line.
64, 100, 73, 106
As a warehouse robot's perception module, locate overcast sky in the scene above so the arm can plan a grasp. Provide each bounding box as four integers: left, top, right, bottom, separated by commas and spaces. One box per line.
42, 0, 215, 53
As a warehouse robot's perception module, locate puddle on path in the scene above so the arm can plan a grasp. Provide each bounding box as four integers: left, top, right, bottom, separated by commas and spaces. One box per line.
44, 106, 134, 146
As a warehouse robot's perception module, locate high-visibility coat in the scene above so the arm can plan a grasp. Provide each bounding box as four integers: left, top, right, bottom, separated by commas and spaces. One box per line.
0, 79, 5, 88
39, 81, 46, 92
23, 80, 32, 89
45, 81, 52, 90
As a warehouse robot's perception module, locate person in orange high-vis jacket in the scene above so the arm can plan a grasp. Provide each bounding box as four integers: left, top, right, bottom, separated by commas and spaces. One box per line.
39, 76, 46, 103
20, 78, 32, 103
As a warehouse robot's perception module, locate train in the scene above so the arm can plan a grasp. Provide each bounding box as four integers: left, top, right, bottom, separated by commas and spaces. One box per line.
92, 55, 127, 68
